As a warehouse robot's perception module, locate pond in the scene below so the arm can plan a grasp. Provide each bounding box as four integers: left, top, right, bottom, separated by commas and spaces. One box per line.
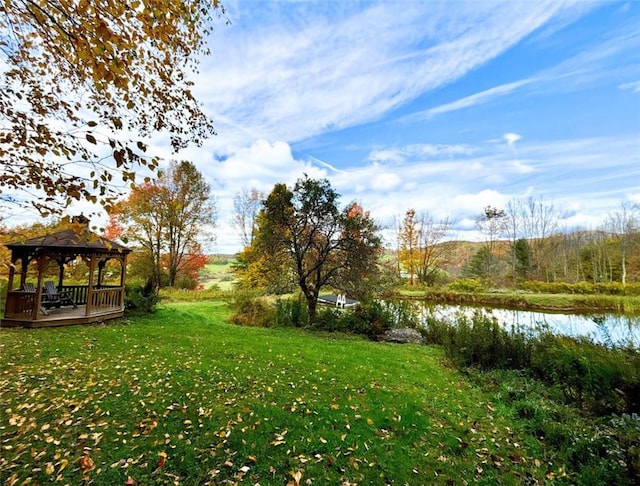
412, 302, 640, 348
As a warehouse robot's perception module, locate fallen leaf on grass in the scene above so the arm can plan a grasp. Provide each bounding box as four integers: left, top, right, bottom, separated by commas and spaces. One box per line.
79, 454, 95, 472
154, 451, 167, 472
79, 453, 95, 480
287, 469, 303, 486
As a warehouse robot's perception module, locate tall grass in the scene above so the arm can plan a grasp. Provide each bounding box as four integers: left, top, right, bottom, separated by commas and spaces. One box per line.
418, 310, 639, 416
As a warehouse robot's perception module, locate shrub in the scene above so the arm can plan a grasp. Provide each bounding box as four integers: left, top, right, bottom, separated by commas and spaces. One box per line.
208, 255, 231, 265
519, 280, 640, 296
330, 300, 393, 338
421, 311, 534, 370
566, 420, 635, 485
270, 298, 418, 338
227, 289, 274, 327
531, 335, 640, 415
273, 295, 309, 328
159, 287, 229, 302
446, 278, 485, 293
125, 279, 159, 314
173, 275, 199, 290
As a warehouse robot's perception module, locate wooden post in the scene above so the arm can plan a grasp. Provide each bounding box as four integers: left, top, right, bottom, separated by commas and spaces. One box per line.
97, 258, 105, 288
19, 255, 28, 289
32, 256, 46, 320
86, 253, 96, 316
7, 256, 16, 291
57, 259, 65, 290
119, 253, 127, 311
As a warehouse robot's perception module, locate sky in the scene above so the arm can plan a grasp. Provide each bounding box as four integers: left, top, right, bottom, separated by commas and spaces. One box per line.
6, 0, 640, 253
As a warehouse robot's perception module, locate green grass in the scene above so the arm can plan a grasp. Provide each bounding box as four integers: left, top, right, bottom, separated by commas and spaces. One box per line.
199, 262, 237, 291
0, 302, 623, 485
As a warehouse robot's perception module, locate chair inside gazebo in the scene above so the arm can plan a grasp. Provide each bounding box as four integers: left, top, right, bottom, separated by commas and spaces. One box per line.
1, 224, 131, 328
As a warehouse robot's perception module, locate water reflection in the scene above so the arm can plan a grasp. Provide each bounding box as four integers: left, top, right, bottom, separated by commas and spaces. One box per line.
413, 303, 640, 347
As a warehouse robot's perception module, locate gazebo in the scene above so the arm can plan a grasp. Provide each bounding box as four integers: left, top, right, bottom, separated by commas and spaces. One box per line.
1, 221, 131, 328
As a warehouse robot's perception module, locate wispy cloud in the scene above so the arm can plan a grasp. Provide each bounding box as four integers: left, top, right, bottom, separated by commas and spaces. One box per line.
619, 81, 640, 93
398, 22, 640, 123
407, 79, 535, 120
197, 1, 593, 145
368, 144, 474, 164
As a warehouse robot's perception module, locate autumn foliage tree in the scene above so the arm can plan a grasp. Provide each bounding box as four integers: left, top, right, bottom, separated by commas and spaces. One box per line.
334, 202, 382, 300
245, 176, 382, 321
109, 160, 215, 288
398, 209, 419, 285
398, 209, 455, 285
0, 0, 224, 215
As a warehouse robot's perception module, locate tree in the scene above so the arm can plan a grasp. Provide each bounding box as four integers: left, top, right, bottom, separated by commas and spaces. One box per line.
605, 201, 639, 286
110, 160, 215, 288
512, 238, 531, 280
232, 187, 265, 248
255, 176, 382, 321
334, 202, 382, 301
416, 213, 455, 285
464, 245, 492, 279
1, 0, 225, 215
397, 209, 455, 285
234, 202, 296, 294
475, 205, 507, 282
398, 209, 419, 285
506, 197, 560, 280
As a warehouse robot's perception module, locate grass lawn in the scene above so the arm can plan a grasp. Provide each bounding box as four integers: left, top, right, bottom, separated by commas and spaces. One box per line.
2, 302, 572, 485
200, 263, 237, 291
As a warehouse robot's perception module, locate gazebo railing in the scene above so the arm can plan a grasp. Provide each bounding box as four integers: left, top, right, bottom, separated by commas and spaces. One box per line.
60, 285, 89, 306
56, 285, 123, 307
3, 285, 125, 320
4, 291, 37, 318
89, 287, 123, 314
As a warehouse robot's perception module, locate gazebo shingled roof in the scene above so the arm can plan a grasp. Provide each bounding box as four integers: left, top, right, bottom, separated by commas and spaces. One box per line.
6, 228, 131, 255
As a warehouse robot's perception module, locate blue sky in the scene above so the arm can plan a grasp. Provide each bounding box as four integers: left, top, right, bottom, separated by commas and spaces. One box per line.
172, 0, 639, 252
9, 1, 640, 253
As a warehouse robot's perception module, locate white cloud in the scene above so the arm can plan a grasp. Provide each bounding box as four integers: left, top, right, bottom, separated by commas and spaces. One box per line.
368, 149, 407, 164
618, 80, 640, 93
627, 192, 640, 204
416, 79, 535, 119
371, 172, 401, 191
510, 160, 535, 174
503, 133, 522, 146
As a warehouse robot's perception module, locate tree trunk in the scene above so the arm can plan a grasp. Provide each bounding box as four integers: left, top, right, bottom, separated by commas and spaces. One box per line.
305, 292, 317, 323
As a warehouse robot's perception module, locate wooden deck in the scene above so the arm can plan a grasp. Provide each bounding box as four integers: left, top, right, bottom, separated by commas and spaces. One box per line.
2, 285, 126, 328
1, 304, 125, 328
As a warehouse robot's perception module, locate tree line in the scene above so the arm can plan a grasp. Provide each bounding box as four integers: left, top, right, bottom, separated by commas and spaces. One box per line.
397, 198, 640, 287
